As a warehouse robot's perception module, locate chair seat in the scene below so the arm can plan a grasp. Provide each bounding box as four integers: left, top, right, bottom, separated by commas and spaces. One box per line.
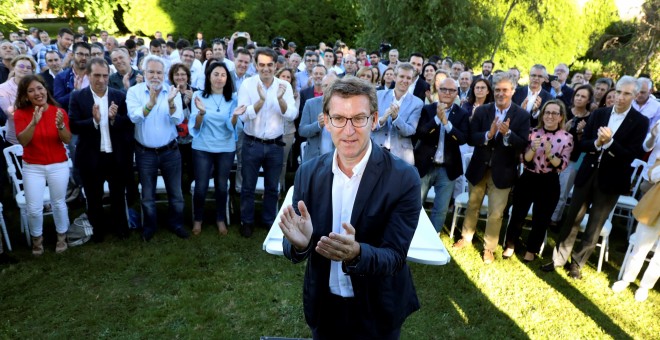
454, 192, 488, 214
579, 213, 612, 236
15, 190, 52, 206
616, 195, 638, 209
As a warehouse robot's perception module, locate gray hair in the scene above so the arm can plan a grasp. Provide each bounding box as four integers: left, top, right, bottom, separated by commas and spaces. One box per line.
322, 77, 378, 116
637, 77, 653, 91
1, 41, 19, 55
530, 64, 548, 78
141, 55, 165, 71
395, 62, 415, 75
492, 71, 516, 88
617, 76, 641, 96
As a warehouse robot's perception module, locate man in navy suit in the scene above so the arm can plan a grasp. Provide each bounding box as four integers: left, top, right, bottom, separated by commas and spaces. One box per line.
54, 41, 91, 112
415, 77, 469, 231
512, 64, 553, 126
543, 63, 574, 110
542, 76, 649, 279
473, 60, 495, 84
299, 73, 337, 162
280, 77, 421, 339
453, 72, 530, 264
39, 50, 63, 95
69, 58, 134, 241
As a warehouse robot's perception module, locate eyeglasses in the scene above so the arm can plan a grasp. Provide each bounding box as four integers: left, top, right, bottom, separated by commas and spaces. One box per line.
91, 52, 103, 57
15, 64, 33, 70
544, 111, 561, 116
328, 115, 372, 128
75, 52, 90, 58
438, 88, 457, 94
305, 59, 317, 63
344, 61, 356, 65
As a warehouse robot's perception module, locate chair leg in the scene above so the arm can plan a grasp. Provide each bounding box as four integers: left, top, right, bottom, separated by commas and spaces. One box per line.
450, 205, 460, 238
597, 236, 608, 272
0, 214, 11, 252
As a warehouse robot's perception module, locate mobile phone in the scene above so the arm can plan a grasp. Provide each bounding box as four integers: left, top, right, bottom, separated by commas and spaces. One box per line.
238, 32, 247, 38
548, 75, 558, 82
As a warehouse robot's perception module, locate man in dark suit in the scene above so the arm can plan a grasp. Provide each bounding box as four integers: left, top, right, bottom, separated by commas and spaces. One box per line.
69, 58, 134, 241
473, 60, 495, 84
453, 72, 530, 264
280, 77, 421, 339
415, 77, 469, 231
543, 63, 574, 110
39, 50, 63, 95
194, 32, 207, 49
54, 41, 90, 112
542, 76, 649, 279
299, 73, 337, 162
512, 64, 553, 126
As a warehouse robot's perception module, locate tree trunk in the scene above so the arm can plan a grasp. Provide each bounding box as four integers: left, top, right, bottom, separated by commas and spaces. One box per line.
635, 32, 657, 77
491, 0, 518, 61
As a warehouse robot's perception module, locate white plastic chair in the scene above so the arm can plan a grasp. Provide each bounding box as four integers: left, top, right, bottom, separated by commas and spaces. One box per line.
579, 209, 615, 272
613, 159, 646, 238
0, 202, 11, 251
449, 153, 488, 237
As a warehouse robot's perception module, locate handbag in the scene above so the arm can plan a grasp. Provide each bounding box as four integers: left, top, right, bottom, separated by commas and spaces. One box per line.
632, 160, 660, 225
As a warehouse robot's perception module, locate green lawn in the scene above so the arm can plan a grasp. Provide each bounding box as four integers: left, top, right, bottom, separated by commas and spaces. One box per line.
0, 194, 657, 339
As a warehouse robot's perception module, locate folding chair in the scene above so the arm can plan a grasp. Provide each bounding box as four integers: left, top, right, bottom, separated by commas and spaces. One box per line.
613, 159, 646, 238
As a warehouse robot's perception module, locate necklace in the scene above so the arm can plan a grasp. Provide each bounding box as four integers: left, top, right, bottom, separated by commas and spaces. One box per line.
210, 93, 222, 112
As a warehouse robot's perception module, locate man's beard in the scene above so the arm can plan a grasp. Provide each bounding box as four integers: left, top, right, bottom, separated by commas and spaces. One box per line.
149, 80, 163, 91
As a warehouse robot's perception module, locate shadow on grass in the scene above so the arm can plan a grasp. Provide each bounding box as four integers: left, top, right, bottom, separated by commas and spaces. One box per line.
405, 260, 528, 339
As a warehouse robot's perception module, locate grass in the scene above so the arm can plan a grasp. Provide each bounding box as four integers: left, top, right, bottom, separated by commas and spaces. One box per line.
0, 190, 658, 339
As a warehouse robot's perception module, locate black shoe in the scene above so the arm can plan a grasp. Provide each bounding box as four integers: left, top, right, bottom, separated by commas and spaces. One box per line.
568, 263, 582, 279
172, 227, 190, 239
540, 262, 557, 272
91, 232, 105, 243
142, 229, 156, 242
240, 223, 254, 238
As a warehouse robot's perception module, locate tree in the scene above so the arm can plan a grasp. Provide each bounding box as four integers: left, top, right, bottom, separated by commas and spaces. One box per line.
489, 0, 545, 60
0, 0, 25, 33
32, 0, 130, 33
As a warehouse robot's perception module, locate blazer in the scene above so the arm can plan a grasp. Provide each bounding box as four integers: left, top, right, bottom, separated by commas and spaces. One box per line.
68, 87, 135, 172
372, 89, 423, 165
39, 70, 55, 95
574, 106, 649, 195
543, 82, 574, 110
283, 145, 421, 335
473, 73, 493, 84
414, 103, 469, 179
512, 85, 553, 126
53, 68, 78, 111
298, 96, 334, 162
298, 86, 315, 120
465, 102, 530, 189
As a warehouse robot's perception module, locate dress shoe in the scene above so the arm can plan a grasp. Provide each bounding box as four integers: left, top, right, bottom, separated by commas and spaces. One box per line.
540, 262, 557, 272
635, 288, 649, 302
483, 249, 495, 264
568, 263, 582, 279
502, 248, 514, 259
32, 236, 44, 256
611, 280, 630, 293
55, 233, 68, 253
240, 223, 254, 238
173, 227, 190, 239
452, 238, 471, 250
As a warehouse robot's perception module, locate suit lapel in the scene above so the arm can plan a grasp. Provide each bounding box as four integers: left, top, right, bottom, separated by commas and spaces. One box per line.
612, 109, 638, 139
317, 155, 335, 235
351, 145, 383, 226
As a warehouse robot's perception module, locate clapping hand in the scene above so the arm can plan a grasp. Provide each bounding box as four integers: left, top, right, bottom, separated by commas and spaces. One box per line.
32, 106, 44, 125
109, 101, 118, 122
316, 222, 360, 262
167, 85, 179, 102
231, 105, 247, 125
498, 118, 511, 135
92, 104, 101, 124
597, 126, 613, 146
257, 83, 266, 101
279, 201, 314, 252
55, 109, 64, 128
277, 83, 287, 99
544, 140, 552, 157
317, 112, 325, 128
436, 102, 448, 125
488, 116, 500, 139
194, 96, 205, 112
531, 136, 542, 151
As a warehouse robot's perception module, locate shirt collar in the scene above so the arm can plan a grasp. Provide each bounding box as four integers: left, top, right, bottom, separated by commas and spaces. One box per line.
496, 103, 511, 116
91, 87, 109, 100
332, 140, 372, 178
527, 86, 540, 96
612, 106, 631, 116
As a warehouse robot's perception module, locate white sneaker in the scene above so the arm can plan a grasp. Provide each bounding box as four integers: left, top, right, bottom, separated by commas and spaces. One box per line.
635, 288, 649, 302
611, 280, 629, 293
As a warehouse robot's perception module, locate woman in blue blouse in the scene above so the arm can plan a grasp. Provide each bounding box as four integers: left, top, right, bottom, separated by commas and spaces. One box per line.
189, 62, 246, 236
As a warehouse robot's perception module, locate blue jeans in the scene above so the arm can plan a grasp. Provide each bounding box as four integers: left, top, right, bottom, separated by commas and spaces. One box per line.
421, 166, 455, 232
192, 149, 234, 222
240, 139, 283, 225
135, 143, 184, 236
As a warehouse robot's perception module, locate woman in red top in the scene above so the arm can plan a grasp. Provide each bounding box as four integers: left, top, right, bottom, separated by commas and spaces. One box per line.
14, 74, 72, 255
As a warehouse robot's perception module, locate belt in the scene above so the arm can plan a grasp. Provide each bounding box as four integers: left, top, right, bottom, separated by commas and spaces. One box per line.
433, 162, 445, 167
244, 134, 285, 146
136, 140, 177, 153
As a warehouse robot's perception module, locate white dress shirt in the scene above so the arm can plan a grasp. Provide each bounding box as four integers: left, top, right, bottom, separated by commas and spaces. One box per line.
91, 88, 112, 152
597, 106, 632, 150
126, 83, 184, 147
237, 76, 297, 139
526, 87, 541, 118
329, 141, 372, 297
433, 107, 454, 164
633, 98, 660, 130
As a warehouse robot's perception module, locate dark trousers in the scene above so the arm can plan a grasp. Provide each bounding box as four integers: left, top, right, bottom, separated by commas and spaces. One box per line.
505, 170, 559, 253
192, 149, 234, 222
240, 137, 283, 225
552, 169, 619, 268
178, 142, 193, 193
310, 292, 401, 340
80, 152, 129, 237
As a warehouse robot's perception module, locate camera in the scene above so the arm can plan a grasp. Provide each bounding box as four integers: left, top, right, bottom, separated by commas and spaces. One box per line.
379, 42, 392, 55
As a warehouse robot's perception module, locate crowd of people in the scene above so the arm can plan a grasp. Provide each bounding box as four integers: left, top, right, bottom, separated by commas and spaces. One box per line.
0, 26, 658, 305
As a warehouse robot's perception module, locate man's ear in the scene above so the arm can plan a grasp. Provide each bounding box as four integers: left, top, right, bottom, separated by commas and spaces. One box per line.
371, 111, 379, 131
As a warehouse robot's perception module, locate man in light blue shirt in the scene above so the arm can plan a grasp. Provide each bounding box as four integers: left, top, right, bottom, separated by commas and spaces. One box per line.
126, 55, 188, 241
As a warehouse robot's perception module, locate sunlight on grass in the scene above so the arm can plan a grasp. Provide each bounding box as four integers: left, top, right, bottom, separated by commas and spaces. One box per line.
449, 299, 469, 324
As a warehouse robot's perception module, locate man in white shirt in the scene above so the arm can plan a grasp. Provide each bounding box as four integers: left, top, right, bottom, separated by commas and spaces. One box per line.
542, 76, 649, 279
280, 76, 421, 339
237, 47, 297, 237
632, 77, 660, 130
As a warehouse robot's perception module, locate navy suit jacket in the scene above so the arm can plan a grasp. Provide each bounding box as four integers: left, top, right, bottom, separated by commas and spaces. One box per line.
298, 96, 334, 162
299, 86, 315, 120
68, 87, 134, 171
414, 103, 469, 180
53, 68, 78, 111
512, 85, 553, 126
574, 106, 649, 195
39, 70, 55, 95
465, 102, 530, 188
543, 82, 574, 110
283, 145, 421, 334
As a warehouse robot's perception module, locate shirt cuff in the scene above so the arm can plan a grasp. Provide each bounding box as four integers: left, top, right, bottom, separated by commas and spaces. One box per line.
93, 120, 99, 129
444, 121, 453, 133
602, 138, 614, 150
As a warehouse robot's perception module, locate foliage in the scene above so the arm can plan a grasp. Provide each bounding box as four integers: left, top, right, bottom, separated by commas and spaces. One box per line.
585, 0, 660, 79
0, 0, 25, 33
356, 0, 499, 68
31, 0, 129, 33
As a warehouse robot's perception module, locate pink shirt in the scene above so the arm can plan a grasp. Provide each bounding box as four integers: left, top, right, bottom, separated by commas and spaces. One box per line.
524, 127, 573, 174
